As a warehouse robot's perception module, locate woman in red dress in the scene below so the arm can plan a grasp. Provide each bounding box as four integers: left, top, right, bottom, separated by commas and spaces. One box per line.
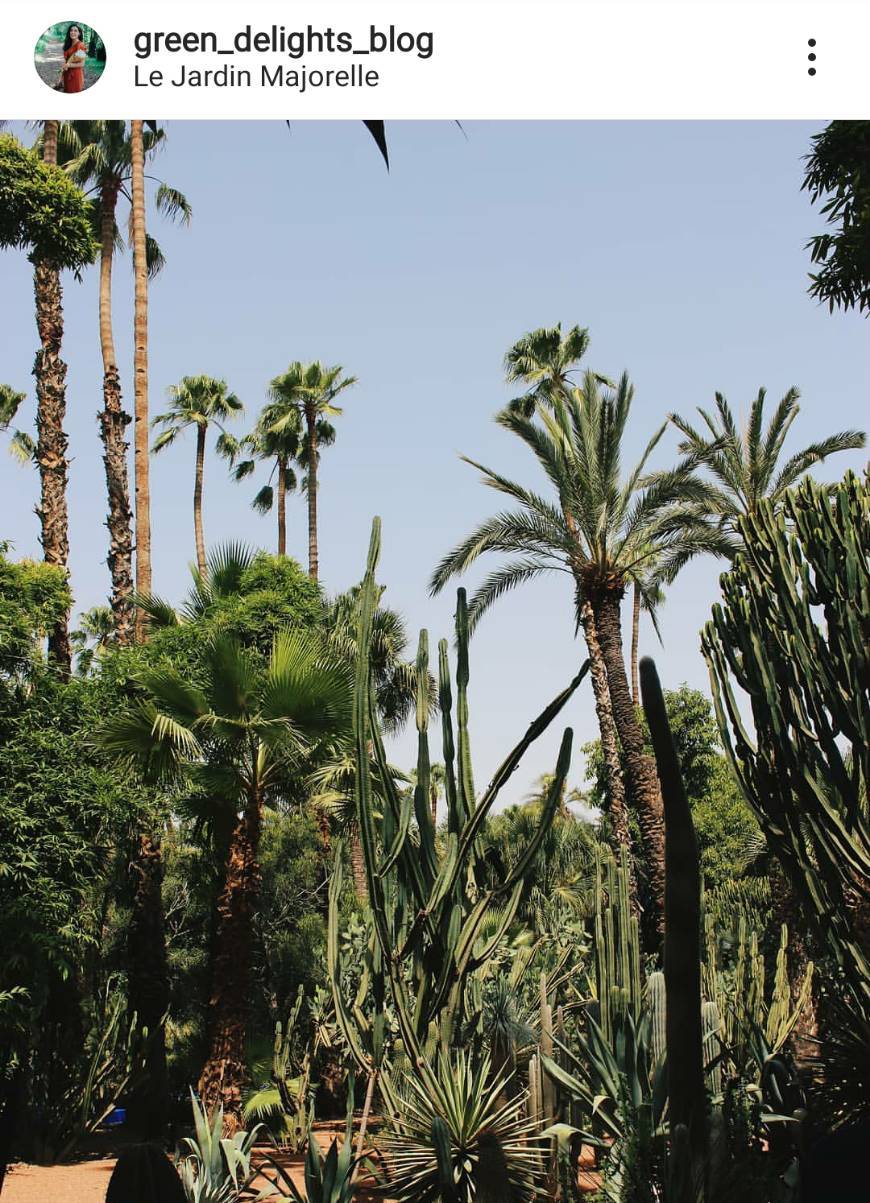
61, 25, 87, 93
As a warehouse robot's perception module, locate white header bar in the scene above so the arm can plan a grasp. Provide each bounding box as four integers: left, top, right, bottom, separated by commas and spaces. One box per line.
7, 1, 869, 119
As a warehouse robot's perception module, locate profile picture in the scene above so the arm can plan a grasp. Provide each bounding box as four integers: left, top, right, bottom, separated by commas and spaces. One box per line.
34, 22, 106, 93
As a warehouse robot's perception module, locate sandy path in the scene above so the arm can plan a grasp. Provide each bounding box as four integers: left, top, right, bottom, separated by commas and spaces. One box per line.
2, 1160, 115, 1202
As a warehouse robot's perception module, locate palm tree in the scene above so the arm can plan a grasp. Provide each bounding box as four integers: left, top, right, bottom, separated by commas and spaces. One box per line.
58, 120, 191, 643
312, 587, 424, 899
503, 323, 590, 415
219, 403, 301, 557
431, 371, 729, 941
267, 362, 357, 580
100, 630, 352, 1125
670, 387, 866, 541
629, 570, 664, 707
0, 385, 34, 467
70, 603, 115, 675
130, 120, 151, 641
152, 376, 243, 575
33, 120, 71, 671
500, 324, 636, 872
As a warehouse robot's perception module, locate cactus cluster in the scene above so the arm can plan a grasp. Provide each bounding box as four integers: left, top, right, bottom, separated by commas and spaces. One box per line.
703, 471, 870, 1008
593, 844, 643, 1043
328, 519, 590, 1094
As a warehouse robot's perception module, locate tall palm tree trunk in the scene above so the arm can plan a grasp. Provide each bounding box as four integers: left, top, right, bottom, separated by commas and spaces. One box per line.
193, 423, 207, 576
305, 403, 318, 580
131, 121, 152, 638
97, 184, 134, 645
351, 828, 369, 901
198, 790, 262, 1127
577, 599, 635, 880
276, 456, 287, 556
595, 587, 665, 946
126, 832, 169, 1140
630, 583, 641, 706
33, 120, 71, 673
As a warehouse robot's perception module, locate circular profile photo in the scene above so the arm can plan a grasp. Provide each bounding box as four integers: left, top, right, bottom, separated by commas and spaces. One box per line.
34, 22, 106, 94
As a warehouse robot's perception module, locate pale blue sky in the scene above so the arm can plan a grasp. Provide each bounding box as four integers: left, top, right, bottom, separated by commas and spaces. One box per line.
1, 121, 867, 799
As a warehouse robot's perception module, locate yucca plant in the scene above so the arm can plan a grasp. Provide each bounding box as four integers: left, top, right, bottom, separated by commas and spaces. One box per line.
288, 1096, 358, 1203
378, 1052, 545, 1202
543, 1006, 667, 1201
176, 1091, 271, 1202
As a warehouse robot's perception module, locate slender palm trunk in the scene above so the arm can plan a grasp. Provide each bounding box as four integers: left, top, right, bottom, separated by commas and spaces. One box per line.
131, 121, 151, 638
306, 403, 318, 580
126, 832, 169, 1140
351, 827, 369, 901
198, 788, 262, 1127
33, 120, 71, 673
276, 456, 287, 556
193, 423, 207, 575
577, 599, 635, 875
630, 582, 641, 707
97, 184, 134, 644
595, 587, 665, 946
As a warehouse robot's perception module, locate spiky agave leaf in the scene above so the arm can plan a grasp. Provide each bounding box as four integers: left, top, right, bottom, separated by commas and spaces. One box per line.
379, 1051, 545, 1202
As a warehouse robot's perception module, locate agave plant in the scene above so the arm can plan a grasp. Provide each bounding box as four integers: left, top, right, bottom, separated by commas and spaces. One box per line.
379, 1052, 545, 1202
542, 1008, 667, 1201
176, 1091, 272, 1203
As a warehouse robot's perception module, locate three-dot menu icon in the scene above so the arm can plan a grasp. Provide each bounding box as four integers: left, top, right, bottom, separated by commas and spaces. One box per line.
808, 39, 817, 75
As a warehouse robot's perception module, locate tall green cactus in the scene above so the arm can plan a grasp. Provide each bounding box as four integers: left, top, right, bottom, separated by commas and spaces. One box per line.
593, 845, 642, 1044
640, 656, 707, 1187
329, 519, 590, 1091
702, 471, 870, 1008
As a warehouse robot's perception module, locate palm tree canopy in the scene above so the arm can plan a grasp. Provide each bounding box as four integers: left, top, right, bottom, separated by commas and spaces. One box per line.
99, 629, 352, 800
268, 361, 357, 427
0, 383, 24, 429
151, 375, 243, 453
218, 401, 302, 514
431, 370, 731, 631
0, 384, 34, 466
56, 120, 191, 278
670, 387, 866, 539
135, 542, 258, 629
325, 584, 434, 732
503, 323, 590, 415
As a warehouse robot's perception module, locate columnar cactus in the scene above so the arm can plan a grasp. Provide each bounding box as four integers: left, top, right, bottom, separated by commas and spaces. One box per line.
703, 472, 870, 1008
593, 844, 642, 1043
329, 519, 590, 1090
640, 656, 707, 1183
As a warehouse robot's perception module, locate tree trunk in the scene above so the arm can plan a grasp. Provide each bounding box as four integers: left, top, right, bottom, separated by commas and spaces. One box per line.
198, 791, 262, 1128
576, 599, 636, 883
193, 423, 207, 576
595, 587, 665, 946
97, 184, 134, 645
306, 403, 318, 580
350, 826, 369, 902
33, 120, 71, 674
126, 832, 170, 1141
630, 582, 641, 706
277, 456, 287, 556
131, 121, 152, 639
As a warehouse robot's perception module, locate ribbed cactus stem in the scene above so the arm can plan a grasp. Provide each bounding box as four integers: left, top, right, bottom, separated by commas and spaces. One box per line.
640, 657, 707, 1174
701, 1001, 722, 1098
648, 971, 666, 1067
528, 1054, 540, 1123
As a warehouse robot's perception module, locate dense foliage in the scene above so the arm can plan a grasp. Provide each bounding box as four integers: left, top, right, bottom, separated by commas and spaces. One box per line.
0, 133, 97, 267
